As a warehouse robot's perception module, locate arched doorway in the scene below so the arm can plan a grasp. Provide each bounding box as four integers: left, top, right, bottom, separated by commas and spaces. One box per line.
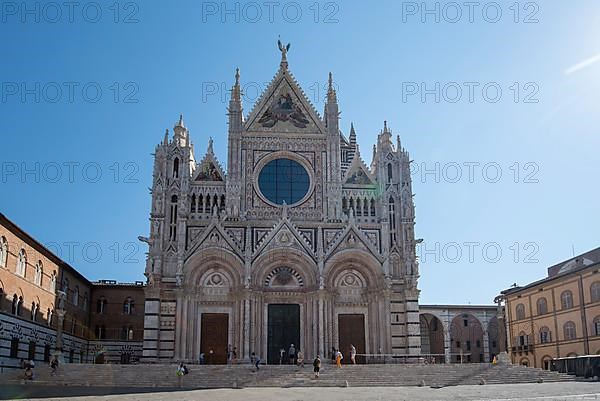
420, 313, 445, 363
450, 314, 484, 363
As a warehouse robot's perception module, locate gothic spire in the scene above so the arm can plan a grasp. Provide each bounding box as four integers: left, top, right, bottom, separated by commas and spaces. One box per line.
176, 114, 185, 128
327, 72, 337, 103
163, 129, 169, 145
349, 122, 356, 146
207, 137, 214, 154
231, 68, 241, 103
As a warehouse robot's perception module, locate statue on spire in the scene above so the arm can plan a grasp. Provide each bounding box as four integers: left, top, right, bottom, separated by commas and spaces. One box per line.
278, 37, 291, 67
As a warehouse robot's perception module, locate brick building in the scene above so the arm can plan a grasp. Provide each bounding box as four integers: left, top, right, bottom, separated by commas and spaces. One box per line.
0, 213, 144, 367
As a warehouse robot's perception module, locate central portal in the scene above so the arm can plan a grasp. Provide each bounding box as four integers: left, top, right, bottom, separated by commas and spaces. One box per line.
267, 304, 300, 364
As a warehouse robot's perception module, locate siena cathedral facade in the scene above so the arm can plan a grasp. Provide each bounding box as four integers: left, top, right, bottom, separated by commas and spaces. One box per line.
142, 47, 421, 364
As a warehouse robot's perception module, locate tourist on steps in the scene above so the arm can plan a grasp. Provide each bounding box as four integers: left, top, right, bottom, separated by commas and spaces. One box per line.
350, 344, 357, 364
313, 355, 321, 378
297, 349, 304, 368
335, 349, 343, 368
251, 352, 261, 371
50, 356, 58, 376
288, 344, 296, 365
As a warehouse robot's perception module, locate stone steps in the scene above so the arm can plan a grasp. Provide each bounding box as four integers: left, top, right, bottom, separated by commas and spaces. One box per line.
0, 363, 575, 388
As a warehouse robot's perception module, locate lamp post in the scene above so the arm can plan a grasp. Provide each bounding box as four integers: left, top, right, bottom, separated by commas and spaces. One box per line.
54, 290, 66, 363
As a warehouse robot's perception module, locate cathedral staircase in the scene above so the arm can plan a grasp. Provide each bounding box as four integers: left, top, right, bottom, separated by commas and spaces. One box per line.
0, 362, 575, 389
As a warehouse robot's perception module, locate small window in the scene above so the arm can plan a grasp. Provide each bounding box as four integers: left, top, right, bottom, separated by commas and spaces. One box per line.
123, 297, 134, 315
591, 282, 600, 303
97, 297, 107, 314
28, 340, 36, 360
16, 249, 27, 277
10, 337, 19, 358
561, 291, 573, 309
516, 303, 526, 320
463, 319, 468, 327
564, 321, 577, 340
536, 297, 548, 315
540, 327, 552, 343
594, 317, 600, 336
0, 236, 7, 268
44, 344, 51, 362
466, 341, 471, 351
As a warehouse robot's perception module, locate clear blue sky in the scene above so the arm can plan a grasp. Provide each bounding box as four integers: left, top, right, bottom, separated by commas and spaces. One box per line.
1, 1, 599, 304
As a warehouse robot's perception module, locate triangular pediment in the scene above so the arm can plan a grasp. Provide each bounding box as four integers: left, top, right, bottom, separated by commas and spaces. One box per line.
193, 140, 226, 183
244, 67, 326, 134
186, 221, 242, 260
252, 218, 315, 262
325, 224, 382, 263
343, 147, 375, 186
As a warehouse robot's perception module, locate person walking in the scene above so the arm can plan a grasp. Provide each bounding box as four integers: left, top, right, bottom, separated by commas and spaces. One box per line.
313, 355, 321, 378
288, 344, 296, 365
297, 350, 304, 368
279, 347, 285, 365
335, 349, 343, 368
350, 344, 357, 365
251, 352, 261, 371
50, 356, 58, 376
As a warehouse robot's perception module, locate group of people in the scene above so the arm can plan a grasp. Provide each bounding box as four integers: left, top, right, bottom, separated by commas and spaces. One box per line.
278, 344, 305, 366
20, 355, 59, 381
332, 344, 357, 367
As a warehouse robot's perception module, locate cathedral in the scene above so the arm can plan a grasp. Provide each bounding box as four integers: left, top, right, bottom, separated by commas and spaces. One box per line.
142, 44, 421, 364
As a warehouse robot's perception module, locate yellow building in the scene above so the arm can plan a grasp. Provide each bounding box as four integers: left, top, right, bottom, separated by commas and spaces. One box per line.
502, 247, 600, 369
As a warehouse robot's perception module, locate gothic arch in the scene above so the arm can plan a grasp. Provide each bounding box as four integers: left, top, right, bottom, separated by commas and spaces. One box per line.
420, 313, 445, 361
184, 247, 244, 289
252, 248, 317, 290
324, 249, 384, 289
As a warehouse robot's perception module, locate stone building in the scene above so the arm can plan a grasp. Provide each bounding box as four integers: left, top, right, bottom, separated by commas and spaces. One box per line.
419, 304, 504, 363
501, 247, 600, 369
142, 46, 421, 363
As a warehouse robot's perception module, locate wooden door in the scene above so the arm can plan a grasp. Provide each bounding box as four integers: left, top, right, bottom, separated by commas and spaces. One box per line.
338, 314, 366, 364
201, 313, 229, 364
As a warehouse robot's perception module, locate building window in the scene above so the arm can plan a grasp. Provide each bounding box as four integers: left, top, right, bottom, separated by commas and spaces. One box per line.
536, 297, 548, 315
62, 278, 69, 296
594, 317, 600, 336
95, 325, 106, 340
515, 303, 526, 320
10, 337, 19, 358
34, 261, 43, 286
257, 158, 310, 206
31, 302, 39, 321
16, 249, 26, 277
387, 163, 393, 183
466, 341, 471, 351
69, 349, 74, 363
0, 236, 7, 268
11, 294, 18, 315
169, 195, 178, 241
540, 327, 552, 343
173, 157, 179, 178
97, 297, 107, 314
123, 297, 134, 315
47, 308, 53, 326
44, 344, 51, 362
463, 319, 468, 327
561, 291, 573, 309
591, 282, 600, 303
50, 271, 56, 293
82, 293, 88, 311
564, 321, 577, 340
28, 341, 36, 360
16, 296, 23, 316
73, 286, 79, 306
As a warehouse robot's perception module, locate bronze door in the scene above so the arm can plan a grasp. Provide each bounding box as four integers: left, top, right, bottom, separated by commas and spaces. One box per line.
267, 304, 300, 364
201, 313, 229, 364
338, 314, 366, 364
